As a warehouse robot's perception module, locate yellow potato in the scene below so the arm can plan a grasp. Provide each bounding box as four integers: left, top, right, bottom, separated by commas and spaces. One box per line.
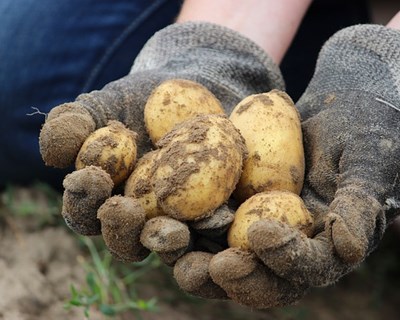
124, 150, 164, 219
228, 191, 314, 250
152, 114, 247, 221
76, 120, 137, 185
144, 79, 225, 144
229, 90, 305, 202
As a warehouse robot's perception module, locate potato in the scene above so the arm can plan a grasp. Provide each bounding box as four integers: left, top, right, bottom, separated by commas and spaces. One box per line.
144, 79, 225, 144
75, 120, 137, 185
228, 191, 314, 250
124, 150, 164, 219
152, 114, 247, 221
229, 90, 304, 202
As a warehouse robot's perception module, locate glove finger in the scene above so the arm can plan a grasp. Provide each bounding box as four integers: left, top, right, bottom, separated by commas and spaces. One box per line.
249, 187, 383, 286
39, 103, 96, 168
140, 216, 191, 266
141, 216, 191, 253
39, 73, 165, 170
97, 195, 150, 263
174, 251, 228, 300
209, 248, 307, 309
62, 166, 113, 236
189, 204, 235, 237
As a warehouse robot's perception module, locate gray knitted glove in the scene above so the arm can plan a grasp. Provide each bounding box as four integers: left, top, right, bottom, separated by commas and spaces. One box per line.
208, 24, 400, 308
38, 22, 284, 296
40, 21, 282, 167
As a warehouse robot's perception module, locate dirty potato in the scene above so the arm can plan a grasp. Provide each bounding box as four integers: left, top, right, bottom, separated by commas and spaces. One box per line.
124, 150, 164, 219
144, 79, 225, 144
75, 120, 137, 186
229, 90, 305, 202
228, 190, 314, 250
152, 114, 247, 221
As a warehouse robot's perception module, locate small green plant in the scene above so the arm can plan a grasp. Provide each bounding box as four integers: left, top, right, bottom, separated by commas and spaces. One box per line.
0, 182, 62, 226
65, 236, 160, 319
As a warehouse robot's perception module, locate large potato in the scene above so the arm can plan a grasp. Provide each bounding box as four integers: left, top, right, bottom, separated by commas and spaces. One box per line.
228, 190, 314, 250
229, 90, 304, 202
76, 121, 137, 186
124, 150, 164, 219
152, 114, 247, 221
144, 79, 225, 144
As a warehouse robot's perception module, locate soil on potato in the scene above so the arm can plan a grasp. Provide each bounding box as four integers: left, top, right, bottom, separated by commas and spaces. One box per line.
1, 186, 399, 320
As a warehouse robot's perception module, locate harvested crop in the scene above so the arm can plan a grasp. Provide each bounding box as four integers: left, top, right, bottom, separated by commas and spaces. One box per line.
124, 150, 164, 219
144, 79, 225, 144
229, 90, 304, 202
228, 190, 314, 250
152, 114, 247, 221
75, 120, 137, 186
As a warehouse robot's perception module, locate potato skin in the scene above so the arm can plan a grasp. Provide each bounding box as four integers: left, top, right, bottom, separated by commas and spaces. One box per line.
75, 120, 137, 186
229, 90, 305, 202
124, 150, 164, 219
152, 114, 247, 221
144, 79, 225, 144
228, 191, 314, 250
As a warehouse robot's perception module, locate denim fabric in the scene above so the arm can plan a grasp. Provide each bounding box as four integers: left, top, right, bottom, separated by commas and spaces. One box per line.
0, 0, 182, 188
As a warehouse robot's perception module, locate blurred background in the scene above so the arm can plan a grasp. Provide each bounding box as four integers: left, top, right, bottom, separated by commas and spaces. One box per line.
0, 0, 399, 319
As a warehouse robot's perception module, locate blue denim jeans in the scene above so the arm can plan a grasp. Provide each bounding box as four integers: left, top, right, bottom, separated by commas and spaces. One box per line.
0, 0, 182, 188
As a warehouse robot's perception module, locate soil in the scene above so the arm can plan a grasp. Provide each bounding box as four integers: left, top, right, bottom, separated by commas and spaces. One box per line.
1, 186, 399, 320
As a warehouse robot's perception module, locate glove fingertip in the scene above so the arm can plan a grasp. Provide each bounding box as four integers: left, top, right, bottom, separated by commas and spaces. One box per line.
209, 248, 257, 282
174, 252, 228, 300
328, 213, 366, 264
209, 248, 305, 309
140, 216, 190, 253
40, 103, 95, 168
98, 195, 150, 262
248, 219, 298, 253
62, 166, 113, 236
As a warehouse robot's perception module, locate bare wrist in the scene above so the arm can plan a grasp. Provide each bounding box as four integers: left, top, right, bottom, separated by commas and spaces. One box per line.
176, 0, 312, 64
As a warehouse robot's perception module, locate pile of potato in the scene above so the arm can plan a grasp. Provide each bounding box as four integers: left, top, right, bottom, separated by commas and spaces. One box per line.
63, 78, 315, 263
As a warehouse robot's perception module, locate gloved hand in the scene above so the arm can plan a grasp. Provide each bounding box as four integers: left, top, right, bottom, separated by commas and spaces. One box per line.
200, 24, 400, 308
38, 22, 283, 277
40, 21, 282, 169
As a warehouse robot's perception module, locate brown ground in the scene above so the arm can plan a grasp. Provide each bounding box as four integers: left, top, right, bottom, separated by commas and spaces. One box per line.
0, 185, 399, 320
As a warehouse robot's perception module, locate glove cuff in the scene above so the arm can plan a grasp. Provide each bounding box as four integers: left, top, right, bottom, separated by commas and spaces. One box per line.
298, 24, 400, 118
131, 21, 285, 111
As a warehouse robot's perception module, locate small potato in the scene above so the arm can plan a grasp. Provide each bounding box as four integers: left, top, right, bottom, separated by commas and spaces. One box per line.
228, 191, 314, 250
144, 79, 225, 144
124, 150, 164, 219
229, 90, 304, 202
76, 120, 137, 185
153, 114, 247, 221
